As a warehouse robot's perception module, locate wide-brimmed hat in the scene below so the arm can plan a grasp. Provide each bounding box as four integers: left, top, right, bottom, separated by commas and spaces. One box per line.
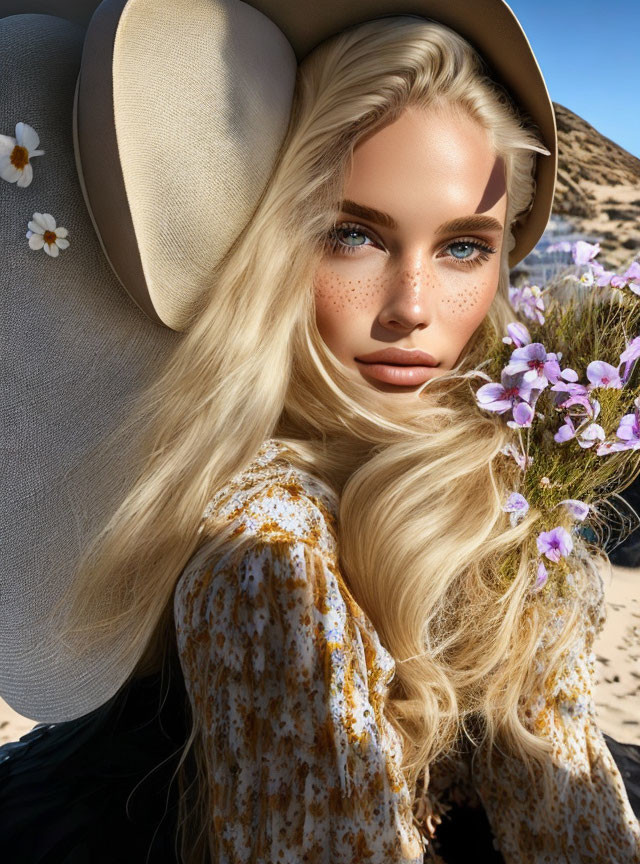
1, 0, 557, 721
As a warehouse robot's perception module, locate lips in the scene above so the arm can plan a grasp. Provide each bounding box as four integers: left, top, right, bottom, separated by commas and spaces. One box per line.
355, 347, 438, 366
354, 347, 439, 386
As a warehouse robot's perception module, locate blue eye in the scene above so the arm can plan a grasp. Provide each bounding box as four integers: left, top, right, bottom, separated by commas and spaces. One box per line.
449, 242, 476, 259
442, 238, 497, 269
326, 222, 375, 255
325, 222, 497, 269
440, 237, 496, 267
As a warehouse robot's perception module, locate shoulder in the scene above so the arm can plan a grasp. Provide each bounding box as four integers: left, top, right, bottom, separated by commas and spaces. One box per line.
174, 439, 396, 688
174, 439, 343, 637
198, 438, 339, 560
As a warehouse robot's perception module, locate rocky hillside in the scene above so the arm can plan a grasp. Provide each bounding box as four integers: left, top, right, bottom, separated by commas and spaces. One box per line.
552, 102, 640, 271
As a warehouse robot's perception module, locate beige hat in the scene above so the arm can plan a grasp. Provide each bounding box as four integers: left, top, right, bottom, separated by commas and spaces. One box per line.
1, 0, 557, 721
76, 0, 556, 331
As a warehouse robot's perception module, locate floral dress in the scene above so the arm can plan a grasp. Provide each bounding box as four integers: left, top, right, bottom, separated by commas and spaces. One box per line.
173, 438, 640, 863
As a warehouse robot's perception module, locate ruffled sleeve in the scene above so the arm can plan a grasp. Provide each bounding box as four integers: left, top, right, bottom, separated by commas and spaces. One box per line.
471, 589, 640, 863
174, 535, 426, 863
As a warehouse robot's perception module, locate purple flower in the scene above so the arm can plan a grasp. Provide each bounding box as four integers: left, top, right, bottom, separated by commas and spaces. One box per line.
620, 336, 640, 384
537, 526, 573, 563
558, 366, 579, 383
572, 240, 601, 265
595, 403, 638, 454
620, 336, 640, 364
560, 394, 600, 420
620, 336, 640, 361
550, 379, 590, 408
609, 261, 640, 292
508, 284, 545, 325
623, 261, 640, 295
554, 416, 605, 448
615, 402, 640, 450
553, 393, 600, 443
504, 343, 561, 390
532, 560, 548, 592
500, 442, 534, 471
577, 422, 605, 449
583, 260, 616, 287
554, 414, 576, 443
586, 360, 623, 389
476, 370, 533, 414
625, 261, 640, 281
559, 499, 590, 521
617, 415, 639, 440
502, 321, 532, 348
503, 492, 529, 526
507, 400, 535, 429
596, 439, 630, 455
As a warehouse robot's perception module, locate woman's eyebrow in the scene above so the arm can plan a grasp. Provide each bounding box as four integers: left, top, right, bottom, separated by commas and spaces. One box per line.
434, 215, 503, 236
338, 199, 503, 235
339, 199, 398, 230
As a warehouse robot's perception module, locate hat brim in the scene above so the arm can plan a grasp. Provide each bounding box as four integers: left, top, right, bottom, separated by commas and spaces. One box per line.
75, 0, 555, 330
246, 0, 557, 269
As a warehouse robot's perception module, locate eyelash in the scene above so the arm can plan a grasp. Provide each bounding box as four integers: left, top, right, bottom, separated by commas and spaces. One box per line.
325, 221, 497, 269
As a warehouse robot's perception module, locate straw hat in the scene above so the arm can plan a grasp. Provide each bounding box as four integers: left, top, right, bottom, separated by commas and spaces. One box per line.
1, 0, 557, 721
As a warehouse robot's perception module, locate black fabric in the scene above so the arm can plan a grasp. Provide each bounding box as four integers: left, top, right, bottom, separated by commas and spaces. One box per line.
603, 733, 640, 818
607, 474, 640, 568
0, 648, 191, 864
1, 650, 639, 864
429, 799, 506, 862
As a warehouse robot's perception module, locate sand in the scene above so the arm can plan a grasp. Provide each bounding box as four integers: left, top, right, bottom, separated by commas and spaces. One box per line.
1, 563, 639, 748
0, 697, 35, 748
594, 563, 640, 746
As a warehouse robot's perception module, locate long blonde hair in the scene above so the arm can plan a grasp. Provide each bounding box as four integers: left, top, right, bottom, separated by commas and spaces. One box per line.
52, 16, 592, 862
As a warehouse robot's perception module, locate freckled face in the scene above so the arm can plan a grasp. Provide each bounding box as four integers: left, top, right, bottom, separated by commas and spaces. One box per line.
313, 103, 507, 395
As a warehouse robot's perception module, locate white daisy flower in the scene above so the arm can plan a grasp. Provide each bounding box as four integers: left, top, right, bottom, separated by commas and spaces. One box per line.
26, 213, 70, 257
0, 122, 45, 187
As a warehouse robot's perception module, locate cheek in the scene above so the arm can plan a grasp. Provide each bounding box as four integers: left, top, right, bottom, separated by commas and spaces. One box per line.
438, 277, 496, 327
314, 270, 383, 335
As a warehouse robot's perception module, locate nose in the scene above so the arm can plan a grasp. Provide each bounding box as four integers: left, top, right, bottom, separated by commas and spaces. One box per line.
377, 263, 431, 332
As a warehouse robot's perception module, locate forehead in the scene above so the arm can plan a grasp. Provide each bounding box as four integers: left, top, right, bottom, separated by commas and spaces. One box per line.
344, 104, 505, 221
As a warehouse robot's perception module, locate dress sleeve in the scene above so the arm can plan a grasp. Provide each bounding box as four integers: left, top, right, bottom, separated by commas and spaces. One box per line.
174, 536, 426, 864
471, 591, 640, 863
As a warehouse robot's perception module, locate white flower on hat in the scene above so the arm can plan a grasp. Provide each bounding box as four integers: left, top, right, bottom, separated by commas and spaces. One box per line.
0, 122, 45, 187
26, 213, 70, 257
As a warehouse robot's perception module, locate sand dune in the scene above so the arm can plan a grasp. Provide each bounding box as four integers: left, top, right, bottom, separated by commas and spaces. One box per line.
552, 102, 640, 273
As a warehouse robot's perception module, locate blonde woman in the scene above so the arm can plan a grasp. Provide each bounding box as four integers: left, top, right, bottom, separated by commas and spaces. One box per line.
1, 3, 639, 864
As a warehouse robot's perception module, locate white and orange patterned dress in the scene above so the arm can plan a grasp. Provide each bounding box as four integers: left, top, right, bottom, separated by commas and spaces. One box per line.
173, 438, 640, 863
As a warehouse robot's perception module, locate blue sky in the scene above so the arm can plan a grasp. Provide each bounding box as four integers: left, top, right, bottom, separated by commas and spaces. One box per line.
507, 0, 639, 158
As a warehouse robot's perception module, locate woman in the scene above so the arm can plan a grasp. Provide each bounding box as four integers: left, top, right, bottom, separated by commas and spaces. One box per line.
1, 7, 639, 864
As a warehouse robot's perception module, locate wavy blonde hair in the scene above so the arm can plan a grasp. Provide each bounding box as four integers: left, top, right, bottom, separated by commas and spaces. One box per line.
51, 16, 595, 862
